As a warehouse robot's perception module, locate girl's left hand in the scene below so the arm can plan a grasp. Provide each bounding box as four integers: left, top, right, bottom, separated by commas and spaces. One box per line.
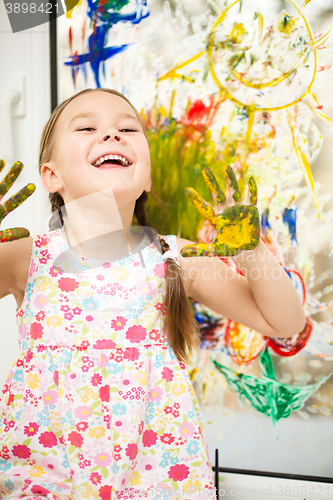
181, 166, 260, 258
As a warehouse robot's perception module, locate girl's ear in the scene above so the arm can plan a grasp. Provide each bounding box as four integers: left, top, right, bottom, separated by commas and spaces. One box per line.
40, 162, 64, 194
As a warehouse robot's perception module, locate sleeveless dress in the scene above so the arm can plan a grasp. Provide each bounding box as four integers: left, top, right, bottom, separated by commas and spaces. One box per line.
0, 228, 215, 500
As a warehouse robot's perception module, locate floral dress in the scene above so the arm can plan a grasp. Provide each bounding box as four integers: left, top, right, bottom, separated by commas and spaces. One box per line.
0, 228, 215, 500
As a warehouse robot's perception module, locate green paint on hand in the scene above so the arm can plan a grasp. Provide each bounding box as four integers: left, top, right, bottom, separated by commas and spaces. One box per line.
226, 166, 241, 202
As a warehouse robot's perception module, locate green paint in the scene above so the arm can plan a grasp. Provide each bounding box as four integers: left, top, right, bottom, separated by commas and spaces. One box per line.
202, 167, 226, 204
226, 166, 241, 202
248, 176, 257, 205
211, 347, 332, 424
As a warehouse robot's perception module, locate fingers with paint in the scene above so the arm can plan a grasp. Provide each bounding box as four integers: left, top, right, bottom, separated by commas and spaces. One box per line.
0, 160, 36, 243
181, 166, 260, 258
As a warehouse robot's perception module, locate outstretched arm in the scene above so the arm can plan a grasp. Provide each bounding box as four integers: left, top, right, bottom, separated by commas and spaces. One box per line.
177, 167, 305, 339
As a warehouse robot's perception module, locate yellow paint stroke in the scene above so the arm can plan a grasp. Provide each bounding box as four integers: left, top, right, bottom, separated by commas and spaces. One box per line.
307, 101, 333, 126
66, 0, 81, 18
258, 12, 263, 44
229, 23, 246, 44
158, 51, 205, 82
246, 103, 255, 147
310, 29, 332, 50
287, 111, 320, 217
301, 0, 312, 7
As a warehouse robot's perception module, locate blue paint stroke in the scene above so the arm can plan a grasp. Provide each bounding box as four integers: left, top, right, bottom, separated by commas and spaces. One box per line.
282, 207, 297, 244
64, 0, 149, 88
261, 209, 271, 237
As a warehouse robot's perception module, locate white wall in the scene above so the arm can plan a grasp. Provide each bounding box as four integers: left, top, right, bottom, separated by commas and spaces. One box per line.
0, 3, 51, 385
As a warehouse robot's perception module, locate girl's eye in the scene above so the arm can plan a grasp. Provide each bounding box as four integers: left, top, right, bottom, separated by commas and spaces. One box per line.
120, 128, 137, 133
78, 127, 95, 131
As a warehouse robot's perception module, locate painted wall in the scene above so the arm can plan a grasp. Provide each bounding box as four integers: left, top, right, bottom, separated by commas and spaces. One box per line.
0, 2, 51, 385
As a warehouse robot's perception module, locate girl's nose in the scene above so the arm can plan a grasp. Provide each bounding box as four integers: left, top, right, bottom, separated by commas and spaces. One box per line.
103, 134, 121, 142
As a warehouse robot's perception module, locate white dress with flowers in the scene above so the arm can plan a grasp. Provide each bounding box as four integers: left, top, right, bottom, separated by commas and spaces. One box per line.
0, 228, 214, 500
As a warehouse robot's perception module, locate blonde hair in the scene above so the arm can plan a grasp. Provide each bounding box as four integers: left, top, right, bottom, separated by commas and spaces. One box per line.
38, 88, 200, 364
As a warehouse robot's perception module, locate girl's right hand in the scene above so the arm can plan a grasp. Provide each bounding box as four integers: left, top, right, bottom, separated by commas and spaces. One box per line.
0, 160, 36, 242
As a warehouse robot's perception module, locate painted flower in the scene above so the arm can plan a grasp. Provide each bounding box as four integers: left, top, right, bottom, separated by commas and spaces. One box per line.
46, 315, 63, 328
111, 316, 127, 331
125, 325, 147, 343
94, 452, 112, 467
125, 443, 138, 461
178, 422, 195, 439
75, 406, 92, 420
149, 386, 163, 402
34, 294, 48, 310
30, 322, 43, 340
12, 444, 31, 459
43, 390, 58, 405
93, 339, 116, 350
90, 472, 102, 484
68, 431, 83, 447
57, 277, 79, 292
38, 431, 57, 448
99, 385, 110, 402
24, 422, 39, 436
142, 429, 157, 448
161, 367, 174, 382
88, 426, 106, 439
168, 463, 190, 481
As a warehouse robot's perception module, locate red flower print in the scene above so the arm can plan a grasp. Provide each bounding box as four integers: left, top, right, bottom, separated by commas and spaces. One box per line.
7, 393, 14, 406
57, 277, 79, 292
125, 325, 147, 344
73, 307, 82, 315
149, 329, 161, 341
111, 316, 127, 331
138, 420, 144, 435
168, 464, 190, 481
12, 444, 31, 459
30, 322, 43, 340
35, 311, 46, 322
174, 403, 180, 409
164, 406, 173, 414
91, 373, 103, 386
60, 305, 70, 313
99, 385, 110, 402
31, 485, 50, 495
93, 339, 116, 350
76, 421, 88, 432
53, 370, 59, 386
26, 349, 33, 363
68, 431, 83, 447
90, 472, 102, 484
24, 422, 39, 436
142, 429, 157, 447
50, 265, 63, 277
38, 431, 57, 448
125, 443, 138, 460
154, 262, 166, 278
99, 485, 112, 500
154, 302, 163, 311
161, 367, 174, 382
123, 347, 140, 361
160, 433, 175, 445
2, 384, 9, 393
113, 444, 122, 453
16, 359, 23, 367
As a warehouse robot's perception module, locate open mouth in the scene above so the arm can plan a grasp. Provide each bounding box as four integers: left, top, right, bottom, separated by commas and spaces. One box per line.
92, 154, 131, 168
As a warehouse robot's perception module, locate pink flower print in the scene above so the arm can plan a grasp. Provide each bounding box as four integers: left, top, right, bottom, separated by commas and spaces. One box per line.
60, 304, 70, 313
12, 444, 31, 459
178, 422, 195, 439
44, 390, 58, 405
30, 322, 43, 340
53, 370, 59, 386
125, 325, 147, 344
41, 455, 60, 472
99, 485, 112, 500
31, 485, 50, 495
141, 456, 158, 472
149, 329, 161, 341
154, 262, 166, 278
29, 260, 37, 278
111, 316, 127, 331
99, 385, 110, 402
93, 339, 116, 350
138, 420, 144, 435
168, 464, 190, 481
142, 429, 157, 447
123, 347, 140, 361
68, 431, 83, 447
75, 406, 92, 420
160, 433, 175, 445
76, 421, 88, 432
73, 307, 82, 315
138, 281, 157, 296
21, 324, 29, 340
24, 422, 39, 436
35, 236, 49, 248
97, 353, 108, 367
90, 472, 102, 485
26, 349, 33, 363
125, 443, 138, 461
35, 310, 45, 322
91, 373, 103, 386
57, 277, 79, 292
121, 372, 137, 389
149, 386, 163, 402
50, 265, 63, 277
64, 312, 74, 321
161, 367, 174, 382
38, 431, 57, 448
113, 419, 130, 434
94, 451, 112, 467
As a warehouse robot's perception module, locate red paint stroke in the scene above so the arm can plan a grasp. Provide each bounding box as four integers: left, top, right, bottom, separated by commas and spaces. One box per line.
265, 317, 313, 357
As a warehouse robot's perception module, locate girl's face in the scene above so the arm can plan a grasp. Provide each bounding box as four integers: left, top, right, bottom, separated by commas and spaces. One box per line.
41, 90, 151, 207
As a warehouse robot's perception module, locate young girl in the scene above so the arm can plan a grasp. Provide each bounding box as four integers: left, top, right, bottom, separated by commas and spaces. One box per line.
0, 88, 305, 500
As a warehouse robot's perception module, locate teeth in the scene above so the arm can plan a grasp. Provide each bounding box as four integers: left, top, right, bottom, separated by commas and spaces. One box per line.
93, 154, 129, 167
